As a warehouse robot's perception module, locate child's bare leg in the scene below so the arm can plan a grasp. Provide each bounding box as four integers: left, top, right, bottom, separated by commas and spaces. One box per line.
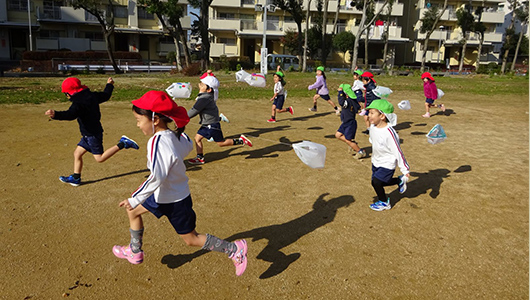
126, 204, 149, 231
194, 134, 204, 155
336, 132, 361, 152
73, 146, 87, 174
216, 139, 234, 147
312, 94, 319, 106
425, 102, 431, 113
93, 145, 120, 163
276, 108, 287, 113
180, 230, 207, 247
271, 104, 277, 118
327, 99, 337, 109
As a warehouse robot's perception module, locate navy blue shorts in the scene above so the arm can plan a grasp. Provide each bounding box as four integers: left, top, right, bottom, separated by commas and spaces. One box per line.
77, 134, 104, 155
372, 165, 396, 183
426, 98, 435, 104
318, 94, 331, 100
273, 94, 285, 110
338, 120, 358, 140
354, 91, 364, 102
197, 123, 224, 142
141, 194, 197, 235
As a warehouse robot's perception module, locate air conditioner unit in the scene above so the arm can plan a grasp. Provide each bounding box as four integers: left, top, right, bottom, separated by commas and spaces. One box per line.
267, 4, 276, 12
346, 1, 355, 9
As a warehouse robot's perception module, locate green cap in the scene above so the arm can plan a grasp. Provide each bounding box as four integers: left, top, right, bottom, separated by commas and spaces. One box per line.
275, 71, 284, 78
366, 99, 394, 114
354, 69, 363, 76
339, 83, 356, 99
316, 66, 325, 72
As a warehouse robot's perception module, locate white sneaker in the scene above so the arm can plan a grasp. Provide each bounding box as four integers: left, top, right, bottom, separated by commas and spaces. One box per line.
220, 113, 230, 123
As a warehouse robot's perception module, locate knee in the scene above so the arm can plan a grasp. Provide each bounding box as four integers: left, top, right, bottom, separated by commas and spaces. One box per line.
335, 132, 342, 139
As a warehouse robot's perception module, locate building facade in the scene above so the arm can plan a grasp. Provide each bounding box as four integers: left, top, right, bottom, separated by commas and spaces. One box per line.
0, 0, 190, 61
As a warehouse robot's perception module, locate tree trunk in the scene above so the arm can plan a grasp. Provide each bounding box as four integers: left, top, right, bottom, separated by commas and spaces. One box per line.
364, 28, 369, 68
501, 1, 517, 74
511, 26, 525, 72
172, 36, 183, 71
458, 38, 467, 73
475, 33, 484, 69
104, 30, 122, 74
351, 0, 369, 72
303, 0, 312, 72
321, 0, 329, 65
381, 2, 393, 72
296, 21, 303, 70
332, 0, 341, 34
420, 0, 448, 73
175, 20, 191, 67
200, 1, 210, 69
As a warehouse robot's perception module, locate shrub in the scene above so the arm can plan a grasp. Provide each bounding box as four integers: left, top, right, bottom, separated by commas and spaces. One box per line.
182, 62, 201, 76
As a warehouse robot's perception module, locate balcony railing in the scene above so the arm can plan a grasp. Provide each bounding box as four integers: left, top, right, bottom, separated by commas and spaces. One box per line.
267, 21, 280, 31
241, 19, 257, 30
241, 0, 254, 5
41, 7, 61, 20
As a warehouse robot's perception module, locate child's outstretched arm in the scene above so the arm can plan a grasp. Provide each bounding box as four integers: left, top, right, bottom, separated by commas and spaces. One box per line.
94, 77, 114, 104
388, 129, 410, 176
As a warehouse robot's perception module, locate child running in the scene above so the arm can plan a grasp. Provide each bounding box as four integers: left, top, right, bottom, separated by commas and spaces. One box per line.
360, 72, 381, 135
200, 70, 230, 123
267, 66, 293, 123
336, 84, 366, 159
112, 90, 248, 276
44, 77, 138, 186
365, 99, 410, 211
187, 80, 252, 165
308, 66, 340, 115
421, 72, 445, 118
352, 69, 365, 109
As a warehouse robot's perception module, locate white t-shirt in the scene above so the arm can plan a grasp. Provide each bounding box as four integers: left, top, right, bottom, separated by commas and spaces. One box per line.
369, 124, 410, 175
128, 130, 193, 208
352, 79, 365, 92
274, 82, 285, 95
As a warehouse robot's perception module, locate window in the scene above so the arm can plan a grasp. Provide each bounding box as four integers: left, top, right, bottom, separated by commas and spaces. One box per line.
219, 38, 236, 46
40, 30, 61, 38
8, 0, 28, 11
114, 6, 128, 18
138, 7, 154, 19
84, 32, 104, 41
284, 16, 294, 23
218, 12, 236, 19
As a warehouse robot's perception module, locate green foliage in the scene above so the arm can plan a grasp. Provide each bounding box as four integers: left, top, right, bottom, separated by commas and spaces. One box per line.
502, 28, 529, 55
456, 5, 475, 35
333, 31, 355, 55
281, 29, 301, 56
166, 51, 176, 64
477, 62, 501, 75
218, 55, 230, 70
420, 6, 442, 33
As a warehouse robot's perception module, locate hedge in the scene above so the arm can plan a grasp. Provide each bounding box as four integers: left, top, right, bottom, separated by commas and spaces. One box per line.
22, 51, 143, 61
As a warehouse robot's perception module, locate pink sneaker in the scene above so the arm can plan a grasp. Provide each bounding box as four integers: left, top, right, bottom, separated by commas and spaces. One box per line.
422, 112, 431, 118
230, 239, 248, 276
112, 245, 144, 264
288, 106, 294, 115
439, 104, 446, 112
267, 118, 276, 123
188, 157, 205, 165
240, 135, 253, 147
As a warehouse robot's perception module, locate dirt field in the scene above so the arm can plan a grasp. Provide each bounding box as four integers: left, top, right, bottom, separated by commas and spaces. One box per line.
0, 83, 528, 299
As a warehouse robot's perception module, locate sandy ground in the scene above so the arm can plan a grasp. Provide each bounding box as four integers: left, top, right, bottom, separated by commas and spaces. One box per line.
0, 87, 528, 299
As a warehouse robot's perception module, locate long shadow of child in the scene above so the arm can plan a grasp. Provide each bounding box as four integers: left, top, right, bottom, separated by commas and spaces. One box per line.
161, 193, 354, 279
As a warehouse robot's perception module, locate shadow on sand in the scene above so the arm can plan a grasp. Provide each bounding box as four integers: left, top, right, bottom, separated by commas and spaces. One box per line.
161, 193, 354, 279
82, 169, 149, 185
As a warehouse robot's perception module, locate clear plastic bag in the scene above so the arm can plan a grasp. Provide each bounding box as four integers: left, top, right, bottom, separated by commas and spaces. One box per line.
292, 141, 327, 169
426, 124, 447, 144
398, 100, 411, 110
437, 89, 444, 99
373, 86, 393, 98
235, 69, 251, 82
245, 73, 267, 88
166, 82, 192, 99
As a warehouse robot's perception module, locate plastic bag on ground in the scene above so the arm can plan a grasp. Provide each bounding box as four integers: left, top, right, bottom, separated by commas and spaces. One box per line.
166, 82, 192, 99
235, 69, 251, 82
398, 100, 411, 110
292, 141, 327, 169
426, 124, 447, 144
373, 86, 393, 98
245, 73, 267, 88
437, 89, 444, 99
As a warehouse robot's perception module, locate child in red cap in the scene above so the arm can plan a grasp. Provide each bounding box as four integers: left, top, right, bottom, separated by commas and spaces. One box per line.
45, 77, 139, 186
360, 71, 381, 134
421, 72, 445, 118
112, 91, 248, 276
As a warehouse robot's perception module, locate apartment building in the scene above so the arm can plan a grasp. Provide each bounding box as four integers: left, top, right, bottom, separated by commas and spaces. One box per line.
0, 0, 190, 61
209, 0, 411, 66
413, 0, 506, 67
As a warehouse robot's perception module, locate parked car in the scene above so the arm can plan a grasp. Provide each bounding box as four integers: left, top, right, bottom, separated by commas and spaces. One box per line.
267, 54, 300, 71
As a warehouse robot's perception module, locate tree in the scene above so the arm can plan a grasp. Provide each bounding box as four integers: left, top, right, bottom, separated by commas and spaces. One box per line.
281, 29, 300, 54
139, 0, 191, 71
70, 0, 122, 73
456, 3, 475, 73
418, 0, 448, 72
473, 5, 486, 69
302, 0, 312, 71
189, 0, 213, 69
321, 0, 330, 65
274, 0, 306, 65
350, 0, 390, 72
333, 31, 355, 64
363, 0, 375, 68
332, 0, 341, 34
511, 1, 529, 72
381, 0, 394, 72
501, 0, 518, 74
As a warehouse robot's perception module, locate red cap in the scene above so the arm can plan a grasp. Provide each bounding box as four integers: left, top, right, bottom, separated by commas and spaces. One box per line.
200, 71, 215, 79
361, 71, 374, 78
132, 91, 190, 128
421, 72, 435, 81
61, 77, 88, 95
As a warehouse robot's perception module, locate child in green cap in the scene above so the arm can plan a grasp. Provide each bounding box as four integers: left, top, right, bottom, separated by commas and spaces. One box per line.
352, 69, 365, 110
336, 84, 366, 159
267, 66, 293, 123
308, 66, 340, 115
365, 99, 410, 211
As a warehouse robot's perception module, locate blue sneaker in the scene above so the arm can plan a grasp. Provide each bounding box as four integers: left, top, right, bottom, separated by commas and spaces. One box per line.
398, 175, 408, 194
120, 135, 139, 150
219, 113, 230, 123
370, 199, 391, 211
59, 175, 81, 187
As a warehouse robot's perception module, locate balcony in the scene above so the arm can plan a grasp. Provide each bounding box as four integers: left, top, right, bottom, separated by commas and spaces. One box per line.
375, 1, 404, 16
211, 0, 242, 7
282, 21, 298, 31
210, 43, 239, 57
353, 25, 403, 40
35, 38, 106, 51
210, 18, 240, 30
36, 38, 59, 50
484, 32, 502, 43
417, 29, 449, 40
241, 19, 257, 30
481, 11, 504, 23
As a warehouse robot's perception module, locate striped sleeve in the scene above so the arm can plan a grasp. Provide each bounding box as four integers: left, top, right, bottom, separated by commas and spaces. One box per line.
387, 127, 410, 175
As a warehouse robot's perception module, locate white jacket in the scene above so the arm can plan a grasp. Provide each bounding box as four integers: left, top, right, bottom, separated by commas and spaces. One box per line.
369, 124, 410, 175
128, 130, 193, 208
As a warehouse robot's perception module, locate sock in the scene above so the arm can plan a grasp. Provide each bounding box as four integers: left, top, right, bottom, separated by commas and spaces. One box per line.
334, 106, 338, 110
233, 138, 244, 145
197, 154, 204, 159
129, 228, 144, 253
313, 104, 317, 109
117, 141, 125, 149
202, 234, 237, 256
72, 173, 81, 179
271, 116, 275, 120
